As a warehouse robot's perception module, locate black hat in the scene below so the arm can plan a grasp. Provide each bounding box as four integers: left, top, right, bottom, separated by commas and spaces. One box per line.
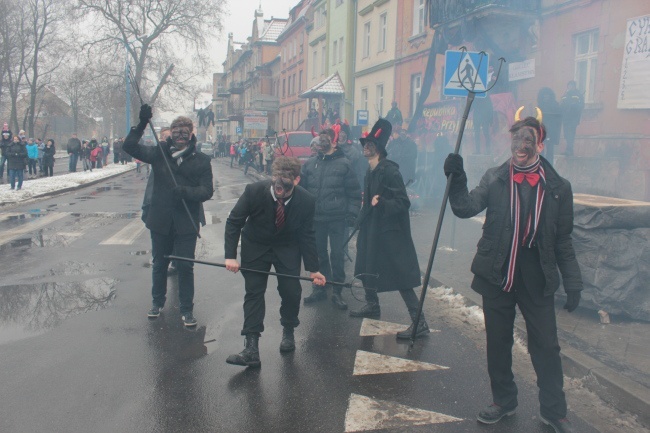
359, 118, 392, 156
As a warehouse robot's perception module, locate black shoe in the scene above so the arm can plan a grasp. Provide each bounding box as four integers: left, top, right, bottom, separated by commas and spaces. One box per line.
303, 288, 327, 304
181, 312, 197, 327
540, 415, 575, 433
226, 334, 261, 368
396, 319, 430, 339
349, 303, 380, 318
147, 305, 162, 318
279, 327, 295, 353
331, 293, 348, 310
477, 403, 516, 424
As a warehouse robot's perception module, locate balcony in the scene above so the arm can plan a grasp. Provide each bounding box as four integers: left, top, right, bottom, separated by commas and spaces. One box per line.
229, 81, 245, 94
251, 94, 280, 112
428, 0, 539, 27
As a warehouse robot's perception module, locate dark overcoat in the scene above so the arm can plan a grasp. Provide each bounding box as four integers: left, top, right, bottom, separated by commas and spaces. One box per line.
6, 141, 27, 170
354, 159, 421, 292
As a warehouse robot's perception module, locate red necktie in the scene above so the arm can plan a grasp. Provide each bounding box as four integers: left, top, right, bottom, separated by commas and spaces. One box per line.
513, 172, 540, 187
275, 198, 286, 230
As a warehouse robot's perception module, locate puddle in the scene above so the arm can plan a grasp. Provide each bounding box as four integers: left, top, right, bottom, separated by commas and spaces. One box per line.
47, 261, 106, 276
0, 278, 117, 345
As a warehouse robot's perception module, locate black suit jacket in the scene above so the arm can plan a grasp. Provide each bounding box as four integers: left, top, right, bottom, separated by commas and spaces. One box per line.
225, 180, 319, 273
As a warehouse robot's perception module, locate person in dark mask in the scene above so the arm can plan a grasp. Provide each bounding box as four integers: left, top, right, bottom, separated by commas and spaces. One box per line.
300, 128, 361, 310
122, 104, 214, 328
444, 111, 582, 433
224, 156, 326, 368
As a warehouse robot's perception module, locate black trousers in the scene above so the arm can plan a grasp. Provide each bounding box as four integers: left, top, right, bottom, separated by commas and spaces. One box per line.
241, 249, 302, 335
314, 219, 346, 294
482, 259, 566, 420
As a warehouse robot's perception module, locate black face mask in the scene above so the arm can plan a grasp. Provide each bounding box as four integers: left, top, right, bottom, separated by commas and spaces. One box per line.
273, 177, 295, 198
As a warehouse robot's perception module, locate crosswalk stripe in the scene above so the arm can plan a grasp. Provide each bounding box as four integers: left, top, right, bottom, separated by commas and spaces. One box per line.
353, 350, 449, 376
99, 218, 146, 245
0, 212, 69, 246
359, 318, 440, 337
344, 393, 462, 432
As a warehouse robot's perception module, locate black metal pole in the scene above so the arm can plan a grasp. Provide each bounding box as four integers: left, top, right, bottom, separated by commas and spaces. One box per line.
165, 255, 360, 288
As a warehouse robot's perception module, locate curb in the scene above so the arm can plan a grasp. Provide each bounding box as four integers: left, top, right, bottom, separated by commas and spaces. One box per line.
217, 157, 650, 425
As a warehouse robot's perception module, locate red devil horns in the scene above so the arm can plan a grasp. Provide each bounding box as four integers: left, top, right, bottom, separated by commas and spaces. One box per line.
361, 131, 369, 138
311, 126, 317, 138
332, 123, 340, 144
374, 128, 382, 138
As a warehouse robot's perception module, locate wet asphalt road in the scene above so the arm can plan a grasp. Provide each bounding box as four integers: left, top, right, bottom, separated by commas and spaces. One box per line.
0, 160, 598, 433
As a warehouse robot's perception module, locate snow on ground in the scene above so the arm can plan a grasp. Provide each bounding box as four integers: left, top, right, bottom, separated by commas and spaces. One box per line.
0, 163, 135, 205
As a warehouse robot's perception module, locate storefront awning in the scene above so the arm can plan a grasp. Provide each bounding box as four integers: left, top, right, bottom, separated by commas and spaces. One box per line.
299, 72, 345, 99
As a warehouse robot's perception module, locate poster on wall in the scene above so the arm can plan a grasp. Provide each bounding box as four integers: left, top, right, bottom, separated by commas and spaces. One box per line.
617, 14, 650, 109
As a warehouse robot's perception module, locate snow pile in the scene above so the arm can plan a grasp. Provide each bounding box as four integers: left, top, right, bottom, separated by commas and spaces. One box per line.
0, 163, 134, 205
427, 286, 484, 331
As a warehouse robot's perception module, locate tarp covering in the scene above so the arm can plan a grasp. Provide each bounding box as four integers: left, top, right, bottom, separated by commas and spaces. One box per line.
570, 194, 650, 320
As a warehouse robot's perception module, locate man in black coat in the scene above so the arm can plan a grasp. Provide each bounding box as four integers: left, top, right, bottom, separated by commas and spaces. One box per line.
444, 115, 582, 433
300, 128, 361, 310
6, 135, 27, 190
123, 105, 214, 327
66, 133, 81, 172
224, 156, 326, 368
349, 119, 429, 340
560, 81, 584, 156
386, 128, 418, 185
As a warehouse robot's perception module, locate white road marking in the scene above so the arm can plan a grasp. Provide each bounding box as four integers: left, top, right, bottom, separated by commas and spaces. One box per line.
344, 393, 462, 432
0, 212, 69, 246
359, 318, 439, 337
353, 350, 449, 376
99, 218, 146, 245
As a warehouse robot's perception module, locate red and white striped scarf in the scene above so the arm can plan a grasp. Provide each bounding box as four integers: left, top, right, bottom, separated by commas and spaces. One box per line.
501, 158, 546, 292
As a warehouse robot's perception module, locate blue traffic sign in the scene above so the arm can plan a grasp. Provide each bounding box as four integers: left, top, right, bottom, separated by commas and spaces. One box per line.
236, 126, 242, 134
444, 50, 489, 98
356, 110, 369, 126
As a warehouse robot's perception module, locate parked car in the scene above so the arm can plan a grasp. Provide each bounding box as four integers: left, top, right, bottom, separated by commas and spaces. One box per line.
199, 142, 214, 158
272, 131, 314, 163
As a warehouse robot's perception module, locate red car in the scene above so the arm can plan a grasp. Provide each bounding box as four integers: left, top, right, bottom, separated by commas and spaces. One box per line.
273, 131, 315, 163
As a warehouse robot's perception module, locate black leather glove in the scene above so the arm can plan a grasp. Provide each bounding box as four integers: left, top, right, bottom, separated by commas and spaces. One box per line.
172, 185, 186, 200
139, 104, 153, 125
564, 291, 581, 313
443, 153, 464, 177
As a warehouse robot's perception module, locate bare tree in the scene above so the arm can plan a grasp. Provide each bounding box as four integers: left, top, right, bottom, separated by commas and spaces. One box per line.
23, 0, 66, 138
2, 0, 29, 133
75, 0, 226, 120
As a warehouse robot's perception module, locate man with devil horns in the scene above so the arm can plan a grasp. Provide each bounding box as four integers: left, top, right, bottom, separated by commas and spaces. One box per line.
444, 108, 582, 433
350, 118, 429, 339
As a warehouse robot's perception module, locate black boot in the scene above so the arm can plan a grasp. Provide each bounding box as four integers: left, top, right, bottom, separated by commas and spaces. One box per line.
279, 327, 295, 353
349, 302, 380, 318
303, 287, 327, 304
331, 292, 348, 310
396, 317, 430, 339
226, 333, 261, 368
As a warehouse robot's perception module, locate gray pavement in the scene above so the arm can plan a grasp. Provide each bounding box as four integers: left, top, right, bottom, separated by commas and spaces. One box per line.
223, 156, 650, 427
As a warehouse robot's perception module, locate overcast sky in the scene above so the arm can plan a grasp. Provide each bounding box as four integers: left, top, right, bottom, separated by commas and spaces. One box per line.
211, 0, 298, 71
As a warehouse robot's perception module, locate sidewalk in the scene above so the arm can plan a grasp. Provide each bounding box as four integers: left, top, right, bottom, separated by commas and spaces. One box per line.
218, 156, 650, 426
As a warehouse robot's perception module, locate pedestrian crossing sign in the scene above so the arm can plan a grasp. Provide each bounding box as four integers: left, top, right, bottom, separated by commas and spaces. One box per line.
444, 50, 489, 98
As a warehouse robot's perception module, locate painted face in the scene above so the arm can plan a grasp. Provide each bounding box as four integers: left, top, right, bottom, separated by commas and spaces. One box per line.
272, 176, 295, 199
171, 127, 192, 149
510, 126, 542, 167
317, 134, 332, 153
338, 131, 348, 144
363, 141, 378, 158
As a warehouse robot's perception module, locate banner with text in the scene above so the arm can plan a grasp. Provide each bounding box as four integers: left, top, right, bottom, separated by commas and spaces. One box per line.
618, 14, 650, 109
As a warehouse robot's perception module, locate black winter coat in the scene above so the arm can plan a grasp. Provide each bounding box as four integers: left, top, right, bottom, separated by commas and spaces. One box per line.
122, 127, 213, 236
43, 144, 56, 165
67, 138, 81, 155
6, 141, 27, 170
448, 157, 583, 298
354, 159, 421, 292
300, 148, 361, 222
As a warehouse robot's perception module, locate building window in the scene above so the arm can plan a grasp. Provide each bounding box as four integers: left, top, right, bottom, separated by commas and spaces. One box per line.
363, 22, 371, 58
333, 40, 338, 66
298, 109, 302, 127
378, 13, 387, 52
281, 112, 285, 129
339, 37, 344, 63
315, 6, 326, 29
312, 50, 318, 79
411, 73, 422, 116
376, 84, 384, 117
293, 39, 297, 58
293, 74, 296, 95
282, 78, 286, 98
574, 29, 599, 103
282, 47, 286, 63
361, 87, 368, 111
321, 46, 327, 76
413, 0, 425, 36
336, 0, 344, 6
299, 71, 303, 93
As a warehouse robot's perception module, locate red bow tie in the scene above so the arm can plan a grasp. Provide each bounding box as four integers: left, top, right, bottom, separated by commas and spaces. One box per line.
513, 172, 540, 187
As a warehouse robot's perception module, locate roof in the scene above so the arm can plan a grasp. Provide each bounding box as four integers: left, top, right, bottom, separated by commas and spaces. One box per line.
299, 72, 345, 98
259, 19, 288, 42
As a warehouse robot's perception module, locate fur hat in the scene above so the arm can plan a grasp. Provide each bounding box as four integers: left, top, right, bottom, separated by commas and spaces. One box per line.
359, 118, 392, 156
